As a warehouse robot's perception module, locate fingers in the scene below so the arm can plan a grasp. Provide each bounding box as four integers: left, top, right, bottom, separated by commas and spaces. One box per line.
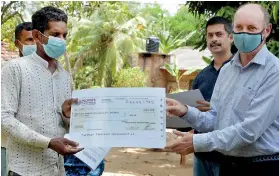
171, 143, 188, 153
67, 147, 84, 155
166, 98, 175, 106
64, 98, 78, 106
196, 101, 210, 112
165, 141, 187, 152
196, 100, 210, 106
196, 106, 210, 112
173, 130, 185, 137
177, 147, 194, 155
64, 138, 79, 147
70, 98, 78, 105
63, 144, 84, 155
166, 106, 178, 112
165, 140, 181, 150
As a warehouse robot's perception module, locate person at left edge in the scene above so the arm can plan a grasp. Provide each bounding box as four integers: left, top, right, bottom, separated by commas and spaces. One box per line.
1, 22, 36, 176
1, 6, 83, 176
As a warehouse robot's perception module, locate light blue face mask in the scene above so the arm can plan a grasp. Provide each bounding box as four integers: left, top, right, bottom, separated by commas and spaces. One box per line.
40, 32, 66, 59
232, 30, 264, 53
21, 44, 37, 56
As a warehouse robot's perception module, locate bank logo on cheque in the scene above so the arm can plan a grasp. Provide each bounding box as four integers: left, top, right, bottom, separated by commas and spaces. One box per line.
78, 98, 96, 105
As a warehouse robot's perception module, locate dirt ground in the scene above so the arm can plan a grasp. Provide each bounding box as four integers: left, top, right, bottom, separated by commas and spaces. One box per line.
103, 147, 193, 176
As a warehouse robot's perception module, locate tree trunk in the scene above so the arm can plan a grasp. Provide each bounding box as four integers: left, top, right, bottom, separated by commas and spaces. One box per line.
63, 52, 74, 88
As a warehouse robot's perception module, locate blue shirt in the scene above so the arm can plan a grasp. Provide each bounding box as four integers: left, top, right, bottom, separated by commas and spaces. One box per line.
64, 155, 104, 176
192, 58, 231, 160
184, 45, 279, 157
192, 59, 231, 102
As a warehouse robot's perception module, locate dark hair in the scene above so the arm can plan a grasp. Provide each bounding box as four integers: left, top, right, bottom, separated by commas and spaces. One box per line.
32, 6, 67, 33
15, 22, 33, 40
206, 16, 232, 34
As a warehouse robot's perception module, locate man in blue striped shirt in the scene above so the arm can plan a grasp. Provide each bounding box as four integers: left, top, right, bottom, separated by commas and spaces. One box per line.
191, 16, 233, 176
166, 3, 279, 176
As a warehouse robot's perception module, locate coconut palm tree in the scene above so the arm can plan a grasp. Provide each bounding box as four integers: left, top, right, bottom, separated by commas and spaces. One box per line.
67, 2, 146, 87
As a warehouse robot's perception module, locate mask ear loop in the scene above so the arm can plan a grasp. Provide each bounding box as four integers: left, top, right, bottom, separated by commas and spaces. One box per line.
260, 28, 266, 43
17, 40, 24, 55
37, 31, 49, 46
250, 28, 266, 53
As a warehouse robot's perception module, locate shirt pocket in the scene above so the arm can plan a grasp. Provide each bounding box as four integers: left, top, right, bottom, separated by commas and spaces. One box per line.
233, 86, 256, 115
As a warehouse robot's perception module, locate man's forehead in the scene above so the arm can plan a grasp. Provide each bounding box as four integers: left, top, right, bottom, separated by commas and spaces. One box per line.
234, 5, 264, 26
20, 30, 33, 38
47, 21, 67, 33
207, 24, 226, 33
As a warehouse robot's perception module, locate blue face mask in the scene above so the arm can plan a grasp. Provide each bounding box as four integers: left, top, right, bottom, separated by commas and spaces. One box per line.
40, 32, 66, 59
233, 31, 264, 53
20, 43, 37, 56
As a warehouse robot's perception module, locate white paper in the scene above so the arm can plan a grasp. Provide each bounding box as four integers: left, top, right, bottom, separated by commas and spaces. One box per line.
69, 88, 166, 148
167, 89, 204, 107
64, 133, 110, 170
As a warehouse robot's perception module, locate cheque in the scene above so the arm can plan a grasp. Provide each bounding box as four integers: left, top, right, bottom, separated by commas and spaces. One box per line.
69, 88, 166, 148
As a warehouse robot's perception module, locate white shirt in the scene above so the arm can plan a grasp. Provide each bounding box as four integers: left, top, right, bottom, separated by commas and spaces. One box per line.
1, 60, 8, 148
1, 53, 71, 175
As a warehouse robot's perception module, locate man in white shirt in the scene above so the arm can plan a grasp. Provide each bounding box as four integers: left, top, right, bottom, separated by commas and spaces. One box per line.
1, 6, 82, 176
1, 21, 36, 176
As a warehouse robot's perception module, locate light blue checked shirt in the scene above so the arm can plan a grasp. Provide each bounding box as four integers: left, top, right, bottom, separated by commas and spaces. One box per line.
183, 45, 279, 157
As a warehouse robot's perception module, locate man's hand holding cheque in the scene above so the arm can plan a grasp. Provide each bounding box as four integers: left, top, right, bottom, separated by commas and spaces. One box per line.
165, 98, 194, 155
165, 98, 188, 118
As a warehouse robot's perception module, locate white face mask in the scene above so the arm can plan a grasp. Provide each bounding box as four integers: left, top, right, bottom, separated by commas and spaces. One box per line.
18, 41, 36, 56
39, 32, 66, 59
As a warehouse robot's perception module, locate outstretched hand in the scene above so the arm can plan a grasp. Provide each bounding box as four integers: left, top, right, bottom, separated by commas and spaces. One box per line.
165, 130, 194, 155
48, 137, 84, 156
166, 98, 188, 117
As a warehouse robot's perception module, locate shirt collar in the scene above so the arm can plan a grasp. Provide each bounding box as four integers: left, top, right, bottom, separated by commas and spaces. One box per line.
231, 45, 268, 67
210, 55, 233, 70
31, 52, 63, 72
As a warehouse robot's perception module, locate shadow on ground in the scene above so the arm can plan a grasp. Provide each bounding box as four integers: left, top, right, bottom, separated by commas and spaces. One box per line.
103, 147, 193, 176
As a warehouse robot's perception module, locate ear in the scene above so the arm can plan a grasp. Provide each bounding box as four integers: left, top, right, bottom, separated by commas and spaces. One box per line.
229, 33, 233, 44
32, 29, 41, 43
14, 40, 19, 48
14, 39, 23, 52
263, 23, 272, 39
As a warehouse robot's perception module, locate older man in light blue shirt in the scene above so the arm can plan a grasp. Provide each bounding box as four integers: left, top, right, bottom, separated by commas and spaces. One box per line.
166, 3, 279, 176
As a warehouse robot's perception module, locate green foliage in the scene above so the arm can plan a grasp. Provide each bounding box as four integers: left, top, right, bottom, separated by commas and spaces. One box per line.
138, 4, 201, 54
67, 2, 145, 87
1, 1, 203, 89
169, 6, 206, 46
112, 67, 147, 87
1, 1, 26, 50
1, 1, 25, 24
73, 66, 99, 90
202, 56, 213, 65
164, 60, 200, 90
1, 18, 18, 50
267, 40, 279, 57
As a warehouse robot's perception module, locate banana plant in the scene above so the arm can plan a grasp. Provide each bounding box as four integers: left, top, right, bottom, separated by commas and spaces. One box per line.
164, 58, 202, 91
202, 56, 213, 65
